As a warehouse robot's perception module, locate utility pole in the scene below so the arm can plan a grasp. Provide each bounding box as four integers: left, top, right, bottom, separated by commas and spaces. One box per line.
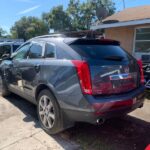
123, 0, 126, 9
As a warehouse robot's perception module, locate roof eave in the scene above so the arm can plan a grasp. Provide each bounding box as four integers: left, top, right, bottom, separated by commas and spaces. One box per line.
91, 19, 150, 30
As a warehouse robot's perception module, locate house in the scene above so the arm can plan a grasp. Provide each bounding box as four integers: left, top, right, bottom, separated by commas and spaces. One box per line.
91, 5, 150, 59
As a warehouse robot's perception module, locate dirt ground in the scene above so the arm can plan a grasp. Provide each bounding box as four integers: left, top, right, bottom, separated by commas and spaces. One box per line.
0, 84, 149, 150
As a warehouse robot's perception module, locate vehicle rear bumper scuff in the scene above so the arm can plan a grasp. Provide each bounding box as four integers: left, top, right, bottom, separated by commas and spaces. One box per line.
62, 86, 145, 124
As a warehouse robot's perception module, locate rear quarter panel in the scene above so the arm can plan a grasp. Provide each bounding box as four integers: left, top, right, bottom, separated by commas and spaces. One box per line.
38, 59, 90, 111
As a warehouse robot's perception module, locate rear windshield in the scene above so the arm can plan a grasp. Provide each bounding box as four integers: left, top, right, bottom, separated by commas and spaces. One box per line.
70, 44, 129, 60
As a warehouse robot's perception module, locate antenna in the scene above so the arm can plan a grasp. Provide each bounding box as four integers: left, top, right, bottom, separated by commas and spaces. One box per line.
96, 7, 108, 21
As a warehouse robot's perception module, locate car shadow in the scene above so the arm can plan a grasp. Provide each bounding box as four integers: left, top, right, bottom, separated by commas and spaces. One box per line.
145, 89, 150, 100
64, 117, 150, 150
3, 93, 150, 150
4, 93, 40, 127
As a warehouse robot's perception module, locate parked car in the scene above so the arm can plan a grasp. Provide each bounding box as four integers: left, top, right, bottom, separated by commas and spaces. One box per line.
0, 34, 145, 134
0, 42, 23, 62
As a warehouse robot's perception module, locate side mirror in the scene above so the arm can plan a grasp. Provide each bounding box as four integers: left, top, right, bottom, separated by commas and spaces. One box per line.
2, 54, 11, 60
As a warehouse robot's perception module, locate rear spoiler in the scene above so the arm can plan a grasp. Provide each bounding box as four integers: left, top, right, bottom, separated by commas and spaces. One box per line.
65, 38, 120, 46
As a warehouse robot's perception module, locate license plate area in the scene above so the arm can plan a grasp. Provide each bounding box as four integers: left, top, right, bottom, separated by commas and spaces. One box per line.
110, 73, 137, 92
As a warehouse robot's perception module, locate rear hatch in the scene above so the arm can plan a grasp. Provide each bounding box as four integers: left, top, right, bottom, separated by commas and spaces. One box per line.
70, 39, 141, 95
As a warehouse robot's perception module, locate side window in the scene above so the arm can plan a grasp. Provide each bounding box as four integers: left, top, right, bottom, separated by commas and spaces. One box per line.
0, 45, 11, 59
45, 43, 55, 58
56, 45, 73, 59
13, 43, 31, 60
28, 43, 43, 59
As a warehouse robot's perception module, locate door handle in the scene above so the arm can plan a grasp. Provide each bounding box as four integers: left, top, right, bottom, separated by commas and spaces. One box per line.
34, 64, 40, 72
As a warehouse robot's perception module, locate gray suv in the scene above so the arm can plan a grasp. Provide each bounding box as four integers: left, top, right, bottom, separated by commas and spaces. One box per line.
0, 34, 145, 134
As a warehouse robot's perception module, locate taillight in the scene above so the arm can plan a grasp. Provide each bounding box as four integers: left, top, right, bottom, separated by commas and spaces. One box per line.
137, 59, 145, 84
145, 145, 150, 150
72, 60, 92, 95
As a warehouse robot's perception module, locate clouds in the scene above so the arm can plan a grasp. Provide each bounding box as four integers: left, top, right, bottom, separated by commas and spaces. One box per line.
18, 5, 41, 15
16, 0, 40, 15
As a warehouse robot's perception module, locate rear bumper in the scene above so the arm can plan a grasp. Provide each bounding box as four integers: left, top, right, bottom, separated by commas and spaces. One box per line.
63, 86, 145, 124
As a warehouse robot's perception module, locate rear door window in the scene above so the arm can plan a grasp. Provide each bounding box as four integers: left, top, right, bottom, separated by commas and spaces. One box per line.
45, 43, 55, 58
28, 43, 43, 59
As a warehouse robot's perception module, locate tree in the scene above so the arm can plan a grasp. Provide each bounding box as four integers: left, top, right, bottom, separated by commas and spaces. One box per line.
79, 0, 116, 30
10, 0, 116, 37
79, 1, 95, 30
67, 0, 115, 30
42, 5, 72, 32
10, 16, 49, 40
94, 0, 116, 16
67, 0, 81, 30
42, 0, 115, 32
0, 27, 6, 37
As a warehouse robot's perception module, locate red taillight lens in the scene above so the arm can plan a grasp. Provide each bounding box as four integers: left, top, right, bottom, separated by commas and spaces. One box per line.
137, 59, 145, 84
72, 60, 92, 95
145, 145, 150, 150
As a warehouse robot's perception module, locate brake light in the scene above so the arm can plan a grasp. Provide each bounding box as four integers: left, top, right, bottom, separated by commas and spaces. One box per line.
137, 59, 145, 84
72, 60, 92, 95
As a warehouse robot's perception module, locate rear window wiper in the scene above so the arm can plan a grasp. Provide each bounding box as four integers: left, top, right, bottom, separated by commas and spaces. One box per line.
104, 56, 124, 61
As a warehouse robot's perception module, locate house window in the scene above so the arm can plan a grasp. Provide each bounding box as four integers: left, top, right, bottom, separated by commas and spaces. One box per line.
135, 27, 150, 53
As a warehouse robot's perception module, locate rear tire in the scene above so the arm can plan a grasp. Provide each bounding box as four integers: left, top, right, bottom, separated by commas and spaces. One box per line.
1, 80, 11, 97
37, 89, 64, 135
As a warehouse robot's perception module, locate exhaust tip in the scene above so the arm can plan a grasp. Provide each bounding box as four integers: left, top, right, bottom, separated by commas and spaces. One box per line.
96, 118, 105, 125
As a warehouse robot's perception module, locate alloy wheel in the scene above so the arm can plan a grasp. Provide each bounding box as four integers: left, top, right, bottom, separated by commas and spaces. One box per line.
39, 95, 55, 129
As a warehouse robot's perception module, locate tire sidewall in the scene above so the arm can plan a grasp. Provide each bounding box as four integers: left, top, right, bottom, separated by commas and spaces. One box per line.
37, 89, 63, 135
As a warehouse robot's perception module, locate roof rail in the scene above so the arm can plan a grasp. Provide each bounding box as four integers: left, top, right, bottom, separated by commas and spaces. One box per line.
32, 34, 67, 39
32, 30, 103, 39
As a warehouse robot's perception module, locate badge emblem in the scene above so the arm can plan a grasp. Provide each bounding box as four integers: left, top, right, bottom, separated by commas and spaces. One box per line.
124, 66, 129, 73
